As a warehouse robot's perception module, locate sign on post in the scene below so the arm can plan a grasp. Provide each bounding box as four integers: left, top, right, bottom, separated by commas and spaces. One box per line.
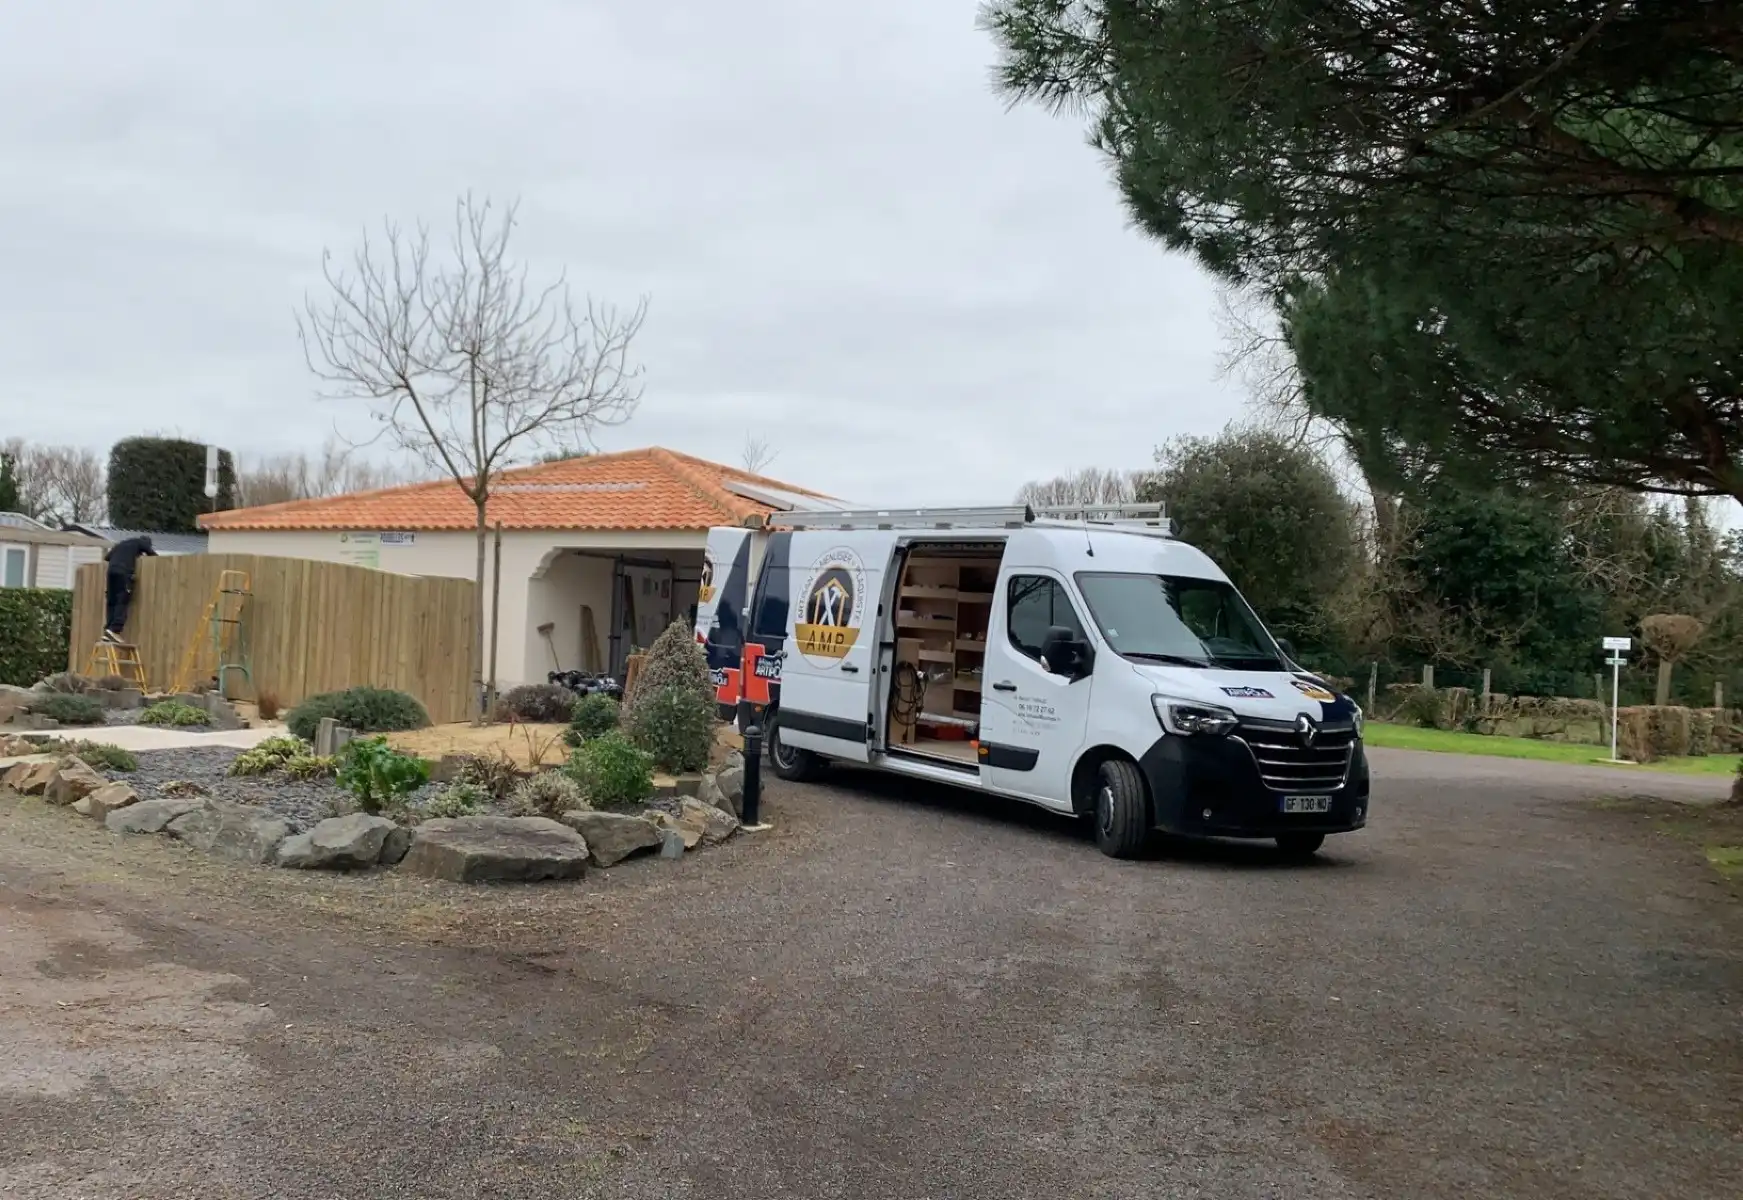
1601, 635, 1629, 762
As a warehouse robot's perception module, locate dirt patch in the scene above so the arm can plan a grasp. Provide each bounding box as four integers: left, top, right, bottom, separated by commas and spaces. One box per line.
387, 722, 572, 768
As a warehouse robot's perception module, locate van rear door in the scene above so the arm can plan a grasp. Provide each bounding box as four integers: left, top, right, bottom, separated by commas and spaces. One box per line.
773, 531, 888, 763
696, 527, 755, 716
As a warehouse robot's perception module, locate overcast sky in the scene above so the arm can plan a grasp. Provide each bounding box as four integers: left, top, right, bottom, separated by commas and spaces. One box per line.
0, 0, 1241, 506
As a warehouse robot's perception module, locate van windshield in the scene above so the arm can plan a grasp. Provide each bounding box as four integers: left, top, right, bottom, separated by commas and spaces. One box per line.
1073, 572, 1286, 672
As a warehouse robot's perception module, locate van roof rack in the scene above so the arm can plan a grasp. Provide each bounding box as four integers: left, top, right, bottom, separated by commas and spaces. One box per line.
769, 502, 1172, 536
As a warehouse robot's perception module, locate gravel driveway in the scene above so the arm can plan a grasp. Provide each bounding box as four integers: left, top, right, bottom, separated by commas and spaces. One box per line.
1, 747, 1739, 1199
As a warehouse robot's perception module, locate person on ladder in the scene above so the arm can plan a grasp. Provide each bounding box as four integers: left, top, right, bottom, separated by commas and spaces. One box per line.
102, 535, 156, 643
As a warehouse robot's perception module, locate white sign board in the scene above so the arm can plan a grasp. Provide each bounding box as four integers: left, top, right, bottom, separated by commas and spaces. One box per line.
1602, 636, 1632, 651
379, 532, 416, 546
203, 445, 220, 498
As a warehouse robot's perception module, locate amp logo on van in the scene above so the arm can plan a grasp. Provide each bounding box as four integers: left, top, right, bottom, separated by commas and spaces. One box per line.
698, 552, 716, 605
795, 546, 866, 666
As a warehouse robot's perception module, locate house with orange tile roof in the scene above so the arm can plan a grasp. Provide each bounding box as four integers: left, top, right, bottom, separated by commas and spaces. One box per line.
198, 447, 846, 687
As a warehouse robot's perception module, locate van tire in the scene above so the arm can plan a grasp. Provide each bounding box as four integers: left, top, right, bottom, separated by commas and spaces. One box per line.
767, 717, 820, 782
1275, 833, 1325, 860
1093, 758, 1150, 859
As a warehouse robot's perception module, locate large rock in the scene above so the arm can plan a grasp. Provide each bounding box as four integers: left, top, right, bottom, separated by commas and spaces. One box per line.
108, 796, 207, 834
3, 760, 40, 790
715, 751, 746, 816
14, 757, 67, 796
680, 796, 739, 845
45, 758, 107, 807
648, 808, 704, 850
276, 813, 400, 870
166, 801, 290, 865
1, 733, 41, 756
380, 825, 413, 866
559, 809, 663, 867
698, 774, 736, 818
77, 781, 139, 821
399, 816, 589, 884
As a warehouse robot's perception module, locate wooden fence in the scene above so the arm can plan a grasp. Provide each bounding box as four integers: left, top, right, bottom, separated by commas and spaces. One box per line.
70, 554, 476, 724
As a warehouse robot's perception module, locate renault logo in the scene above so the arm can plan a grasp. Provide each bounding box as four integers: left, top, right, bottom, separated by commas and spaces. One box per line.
1295, 714, 1318, 749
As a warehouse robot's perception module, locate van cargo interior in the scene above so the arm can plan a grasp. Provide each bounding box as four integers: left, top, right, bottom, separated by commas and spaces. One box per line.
887, 543, 1003, 766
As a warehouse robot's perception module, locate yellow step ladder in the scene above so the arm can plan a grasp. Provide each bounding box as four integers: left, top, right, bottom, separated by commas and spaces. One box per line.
86, 640, 147, 689
173, 569, 254, 695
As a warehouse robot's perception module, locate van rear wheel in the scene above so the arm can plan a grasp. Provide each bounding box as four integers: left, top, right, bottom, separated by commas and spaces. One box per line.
1093, 758, 1150, 859
767, 717, 820, 782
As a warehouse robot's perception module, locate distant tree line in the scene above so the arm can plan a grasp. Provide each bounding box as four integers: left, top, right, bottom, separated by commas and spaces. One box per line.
1019, 425, 1743, 707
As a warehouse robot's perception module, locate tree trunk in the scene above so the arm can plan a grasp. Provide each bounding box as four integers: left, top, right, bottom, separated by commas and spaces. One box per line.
1655, 659, 1673, 707
471, 497, 488, 726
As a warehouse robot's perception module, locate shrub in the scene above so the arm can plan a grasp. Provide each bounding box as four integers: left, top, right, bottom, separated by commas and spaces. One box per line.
499, 683, 579, 724
1617, 706, 1695, 763
626, 685, 715, 773
564, 731, 654, 810
566, 693, 621, 746
422, 782, 489, 819
255, 690, 281, 721
37, 671, 99, 694
506, 770, 588, 818
45, 740, 138, 772
139, 700, 211, 727
624, 620, 712, 719
286, 687, 430, 741
228, 736, 309, 776
452, 752, 521, 800
98, 673, 131, 691
283, 754, 338, 780
0, 589, 74, 687
335, 736, 430, 816
28, 693, 106, 726
1690, 710, 1716, 757
1395, 687, 1445, 730
106, 436, 235, 533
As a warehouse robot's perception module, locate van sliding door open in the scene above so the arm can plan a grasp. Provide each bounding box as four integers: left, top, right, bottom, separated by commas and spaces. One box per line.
774, 533, 886, 763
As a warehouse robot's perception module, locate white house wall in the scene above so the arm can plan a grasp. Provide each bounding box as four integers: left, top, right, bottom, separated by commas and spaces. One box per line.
206, 527, 710, 687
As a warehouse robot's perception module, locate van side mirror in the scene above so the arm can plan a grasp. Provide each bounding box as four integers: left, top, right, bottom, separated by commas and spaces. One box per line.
1039, 626, 1092, 680
1276, 637, 1297, 662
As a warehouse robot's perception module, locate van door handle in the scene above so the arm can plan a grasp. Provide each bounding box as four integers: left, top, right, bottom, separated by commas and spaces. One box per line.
992, 681, 1017, 692
841, 664, 860, 674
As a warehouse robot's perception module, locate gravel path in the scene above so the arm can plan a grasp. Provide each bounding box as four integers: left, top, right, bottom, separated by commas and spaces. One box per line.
1, 746, 1739, 1198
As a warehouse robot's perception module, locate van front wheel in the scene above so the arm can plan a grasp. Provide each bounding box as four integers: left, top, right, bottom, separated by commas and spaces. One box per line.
766, 717, 820, 782
1093, 758, 1150, 859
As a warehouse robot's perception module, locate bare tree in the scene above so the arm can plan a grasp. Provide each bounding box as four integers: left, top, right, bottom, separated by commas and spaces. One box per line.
0, 439, 105, 523
298, 194, 649, 721
235, 435, 423, 507
1015, 466, 1146, 508
741, 434, 777, 475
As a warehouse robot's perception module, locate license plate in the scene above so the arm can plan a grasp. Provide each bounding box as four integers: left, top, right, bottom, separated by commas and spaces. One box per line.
1280, 795, 1331, 814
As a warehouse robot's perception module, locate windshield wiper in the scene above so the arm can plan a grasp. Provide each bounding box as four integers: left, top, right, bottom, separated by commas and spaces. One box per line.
1122, 651, 1212, 667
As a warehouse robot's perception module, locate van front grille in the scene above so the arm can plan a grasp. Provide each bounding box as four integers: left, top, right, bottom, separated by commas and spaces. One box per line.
1234, 720, 1356, 793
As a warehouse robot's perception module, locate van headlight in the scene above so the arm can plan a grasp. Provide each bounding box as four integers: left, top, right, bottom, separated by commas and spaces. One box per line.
1153, 695, 1239, 737
1349, 701, 1364, 737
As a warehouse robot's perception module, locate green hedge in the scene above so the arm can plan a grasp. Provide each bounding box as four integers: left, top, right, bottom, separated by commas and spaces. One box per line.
0, 589, 74, 686
107, 436, 235, 533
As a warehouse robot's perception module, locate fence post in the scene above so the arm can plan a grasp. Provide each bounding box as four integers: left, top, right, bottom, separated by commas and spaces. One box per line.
1421, 664, 1434, 689
1716, 682, 1724, 711
1481, 667, 1491, 714
1366, 662, 1377, 715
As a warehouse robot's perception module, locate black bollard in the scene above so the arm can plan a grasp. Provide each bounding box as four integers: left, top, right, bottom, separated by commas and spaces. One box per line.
741, 720, 763, 827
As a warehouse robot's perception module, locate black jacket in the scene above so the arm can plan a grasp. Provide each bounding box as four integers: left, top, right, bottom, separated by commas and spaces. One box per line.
105, 536, 157, 577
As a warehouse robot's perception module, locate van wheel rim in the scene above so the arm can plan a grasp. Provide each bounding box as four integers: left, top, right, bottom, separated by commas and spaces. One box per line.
1097, 784, 1115, 836
772, 734, 797, 770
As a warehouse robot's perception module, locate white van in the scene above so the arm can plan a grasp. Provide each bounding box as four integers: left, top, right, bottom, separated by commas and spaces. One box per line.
697, 505, 1370, 859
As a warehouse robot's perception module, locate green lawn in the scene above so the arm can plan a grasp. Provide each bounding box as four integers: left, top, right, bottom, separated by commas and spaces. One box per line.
1365, 721, 1742, 777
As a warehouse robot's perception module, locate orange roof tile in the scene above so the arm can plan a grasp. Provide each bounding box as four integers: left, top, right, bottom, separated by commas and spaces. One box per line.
200, 447, 836, 533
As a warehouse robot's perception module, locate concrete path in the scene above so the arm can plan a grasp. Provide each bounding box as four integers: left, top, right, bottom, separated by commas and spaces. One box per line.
0, 723, 278, 768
